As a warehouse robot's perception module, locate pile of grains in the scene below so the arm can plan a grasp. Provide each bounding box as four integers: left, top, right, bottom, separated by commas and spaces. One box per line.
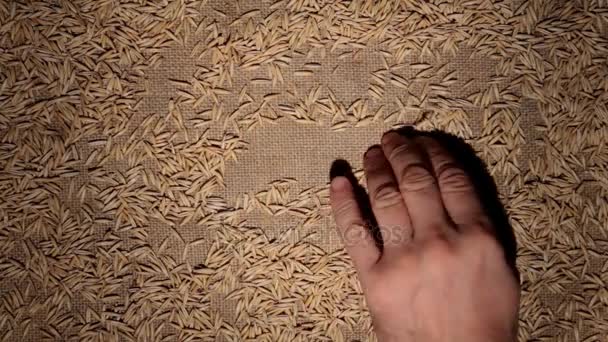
1, 0, 608, 340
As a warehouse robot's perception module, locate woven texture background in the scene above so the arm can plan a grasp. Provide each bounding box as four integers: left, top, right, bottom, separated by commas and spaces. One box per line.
1, 0, 608, 341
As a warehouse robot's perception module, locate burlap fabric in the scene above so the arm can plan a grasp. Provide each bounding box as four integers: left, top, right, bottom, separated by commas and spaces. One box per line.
1, 0, 607, 341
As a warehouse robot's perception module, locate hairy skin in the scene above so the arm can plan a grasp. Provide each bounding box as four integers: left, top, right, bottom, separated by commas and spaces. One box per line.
330, 132, 519, 342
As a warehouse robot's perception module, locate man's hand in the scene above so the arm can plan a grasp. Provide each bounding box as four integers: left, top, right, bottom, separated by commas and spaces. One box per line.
330, 132, 520, 342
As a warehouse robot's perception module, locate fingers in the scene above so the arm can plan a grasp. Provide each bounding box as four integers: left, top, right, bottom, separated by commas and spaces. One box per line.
415, 136, 489, 231
330, 176, 381, 273
381, 132, 449, 241
363, 146, 412, 250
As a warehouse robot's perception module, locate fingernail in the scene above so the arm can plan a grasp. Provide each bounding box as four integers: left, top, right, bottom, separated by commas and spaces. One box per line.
381, 131, 400, 144
365, 146, 382, 157
331, 176, 350, 191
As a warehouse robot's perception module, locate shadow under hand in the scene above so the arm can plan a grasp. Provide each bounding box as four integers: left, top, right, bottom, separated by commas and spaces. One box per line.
330, 159, 384, 251
328, 128, 518, 278
397, 127, 518, 278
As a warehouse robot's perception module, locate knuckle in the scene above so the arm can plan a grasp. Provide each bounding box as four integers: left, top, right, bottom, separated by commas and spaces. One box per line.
435, 162, 471, 193
470, 229, 501, 250
463, 230, 506, 261
372, 182, 402, 209
347, 220, 367, 231
469, 217, 493, 232
387, 141, 415, 163
424, 237, 455, 259
333, 198, 359, 218
399, 164, 436, 192
383, 225, 412, 245
340, 220, 369, 244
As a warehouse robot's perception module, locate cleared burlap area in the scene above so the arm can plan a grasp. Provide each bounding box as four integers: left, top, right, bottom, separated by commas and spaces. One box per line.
1, 0, 608, 341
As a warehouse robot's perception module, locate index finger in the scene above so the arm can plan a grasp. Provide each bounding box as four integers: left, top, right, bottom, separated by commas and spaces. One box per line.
330, 176, 381, 273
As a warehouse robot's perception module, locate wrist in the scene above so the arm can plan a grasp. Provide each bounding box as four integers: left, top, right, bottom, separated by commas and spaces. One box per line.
375, 328, 516, 342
